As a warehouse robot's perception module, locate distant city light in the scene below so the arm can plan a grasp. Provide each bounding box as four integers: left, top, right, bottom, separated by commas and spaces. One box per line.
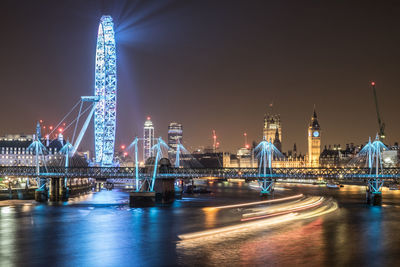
371, 81, 375, 86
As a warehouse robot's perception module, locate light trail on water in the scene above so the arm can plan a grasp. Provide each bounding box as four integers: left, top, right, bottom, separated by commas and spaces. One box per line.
241, 197, 324, 221
202, 194, 303, 210
179, 195, 338, 242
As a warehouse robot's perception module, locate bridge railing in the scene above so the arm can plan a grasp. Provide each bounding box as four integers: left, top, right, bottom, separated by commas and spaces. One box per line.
0, 166, 399, 179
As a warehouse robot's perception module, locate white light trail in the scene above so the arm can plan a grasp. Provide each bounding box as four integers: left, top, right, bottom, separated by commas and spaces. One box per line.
203, 194, 303, 210
179, 196, 338, 242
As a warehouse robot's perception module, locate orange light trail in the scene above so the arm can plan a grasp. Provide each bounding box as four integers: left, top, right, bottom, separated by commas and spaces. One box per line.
179, 196, 338, 242
179, 213, 298, 240
241, 197, 324, 222
242, 196, 319, 218
203, 194, 303, 211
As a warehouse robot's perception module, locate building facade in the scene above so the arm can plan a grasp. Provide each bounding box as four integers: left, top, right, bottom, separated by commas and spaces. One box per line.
143, 117, 154, 163
192, 151, 224, 168
0, 131, 65, 167
307, 108, 321, 167
319, 144, 358, 167
168, 122, 183, 155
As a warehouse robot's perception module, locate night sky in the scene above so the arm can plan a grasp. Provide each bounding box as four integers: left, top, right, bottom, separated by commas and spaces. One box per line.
1, 0, 399, 154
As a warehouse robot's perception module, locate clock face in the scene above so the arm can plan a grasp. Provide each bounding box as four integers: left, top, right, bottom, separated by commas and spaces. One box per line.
313, 131, 319, 137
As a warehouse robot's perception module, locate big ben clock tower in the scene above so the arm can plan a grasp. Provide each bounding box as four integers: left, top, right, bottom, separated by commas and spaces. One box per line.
308, 107, 321, 167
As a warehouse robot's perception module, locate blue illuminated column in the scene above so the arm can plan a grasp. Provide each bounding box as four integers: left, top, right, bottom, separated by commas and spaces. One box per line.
256, 138, 283, 195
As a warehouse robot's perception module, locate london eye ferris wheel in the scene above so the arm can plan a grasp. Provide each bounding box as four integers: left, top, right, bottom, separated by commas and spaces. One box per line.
94, 15, 117, 167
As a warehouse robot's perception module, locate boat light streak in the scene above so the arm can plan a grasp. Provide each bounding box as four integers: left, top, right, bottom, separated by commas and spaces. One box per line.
242, 196, 320, 218
203, 194, 303, 211
241, 197, 324, 222
179, 213, 298, 240
179, 197, 338, 242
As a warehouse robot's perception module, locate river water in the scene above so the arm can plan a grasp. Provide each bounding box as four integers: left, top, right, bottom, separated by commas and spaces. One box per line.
1, 181, 400, 266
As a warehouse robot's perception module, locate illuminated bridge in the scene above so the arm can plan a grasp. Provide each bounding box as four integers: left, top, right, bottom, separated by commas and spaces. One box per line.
2, 166, 400, 180
3, 166, 399, 205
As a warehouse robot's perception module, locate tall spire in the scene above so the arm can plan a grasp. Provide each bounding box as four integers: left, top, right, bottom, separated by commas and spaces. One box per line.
313, 104, 317, 119
310, 105, 320, 130
273, 128, 282, 152
274, 128, 280, 141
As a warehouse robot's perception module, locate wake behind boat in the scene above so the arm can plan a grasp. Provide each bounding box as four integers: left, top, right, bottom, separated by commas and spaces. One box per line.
326, 182, 340, 189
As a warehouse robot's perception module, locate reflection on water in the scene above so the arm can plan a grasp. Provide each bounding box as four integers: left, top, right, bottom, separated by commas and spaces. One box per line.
1, 182, 400, 266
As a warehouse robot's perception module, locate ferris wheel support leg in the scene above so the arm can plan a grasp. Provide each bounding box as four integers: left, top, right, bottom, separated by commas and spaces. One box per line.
72, 104, 96, 155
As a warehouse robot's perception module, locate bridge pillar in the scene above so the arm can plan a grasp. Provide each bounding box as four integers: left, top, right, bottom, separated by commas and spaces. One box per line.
154, 178, 175, 204
49, 178, 60, 202
129, 178, 176, 207
366, 178, 384, 206
35, 178, 48, 202
129, 191, 156, 207
366, 191, 382, 206
60, 179, 69, 201
259, 178, 275, 196
35, 189, 48, 202
48, 178, 69, 202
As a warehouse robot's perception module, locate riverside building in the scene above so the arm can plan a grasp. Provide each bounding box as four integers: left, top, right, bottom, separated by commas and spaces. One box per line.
168, 122, 183, 156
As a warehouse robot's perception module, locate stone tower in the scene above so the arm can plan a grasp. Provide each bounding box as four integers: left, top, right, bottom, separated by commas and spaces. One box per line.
308, 107, 321, 167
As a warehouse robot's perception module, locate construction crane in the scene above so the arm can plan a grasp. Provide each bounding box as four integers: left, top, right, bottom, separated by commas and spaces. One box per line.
212, 130, 218, 152
212, 130, 217, 152
244, 132, 249, 149
371, 81, 385, 140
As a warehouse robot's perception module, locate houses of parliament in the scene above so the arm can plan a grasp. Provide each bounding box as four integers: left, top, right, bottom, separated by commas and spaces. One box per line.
263, 106, 321, 167
223, 105, 395, 169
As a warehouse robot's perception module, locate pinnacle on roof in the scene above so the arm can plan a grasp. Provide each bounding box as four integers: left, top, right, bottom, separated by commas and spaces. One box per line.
310, 105, 320, 130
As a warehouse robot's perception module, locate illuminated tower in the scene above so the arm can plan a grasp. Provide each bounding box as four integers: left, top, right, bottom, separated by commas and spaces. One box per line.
273, 128, 282, 152
143, 117, 154, 162
263, 113, 281, 145
308, 107, 321, 167
168, 122, 183, 155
